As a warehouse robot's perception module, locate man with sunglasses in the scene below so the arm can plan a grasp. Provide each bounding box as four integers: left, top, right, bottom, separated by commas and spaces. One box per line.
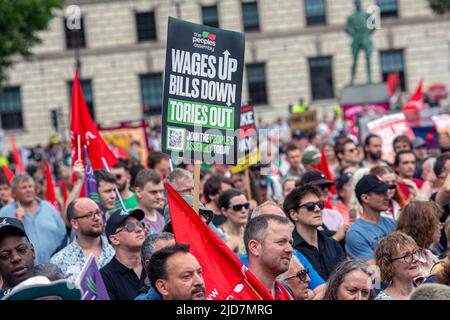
346, 174, 395, 265
284, 185, 345, 280
111, 162, 138, 210
50, 198, 114, 281
100, 208, 147, 300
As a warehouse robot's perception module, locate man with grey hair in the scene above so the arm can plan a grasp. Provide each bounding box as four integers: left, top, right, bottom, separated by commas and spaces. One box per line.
244, 214, 294, 299
0, 174, 67, 264
165, 168, 194, 196
409, 283, 450, 300
135, 232, 175, 300
251, 201, 284, 219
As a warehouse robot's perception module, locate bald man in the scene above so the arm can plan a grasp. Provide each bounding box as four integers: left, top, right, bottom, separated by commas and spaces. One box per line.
51, 198, 114, 281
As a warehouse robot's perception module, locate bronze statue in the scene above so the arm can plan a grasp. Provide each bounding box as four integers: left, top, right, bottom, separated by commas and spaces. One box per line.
345, 0, 376, 85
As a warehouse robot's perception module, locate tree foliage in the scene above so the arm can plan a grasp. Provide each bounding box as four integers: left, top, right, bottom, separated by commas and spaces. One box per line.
428, 0, 450, 14
0, 0, 63, 86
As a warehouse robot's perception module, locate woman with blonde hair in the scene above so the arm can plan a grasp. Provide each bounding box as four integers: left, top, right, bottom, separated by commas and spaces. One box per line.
375, 232, 422, 300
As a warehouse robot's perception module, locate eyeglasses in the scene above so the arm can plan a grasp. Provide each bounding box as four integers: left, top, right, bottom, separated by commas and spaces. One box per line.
387, 184, 397, 190
298, 201, 324, 211
283, 269, 310, 282
229, 203, 250, 211
390, 249, 423, 263
346, 148, 358, 154
115, 221, 146, 234
74, 210, 102, 220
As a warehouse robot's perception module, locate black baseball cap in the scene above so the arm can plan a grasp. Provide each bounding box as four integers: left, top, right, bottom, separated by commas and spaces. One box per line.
336, 172, 353, 192
299, 170, 334, 187
355, 174, 389, 199
105, 208, 145, 243
0, 217, 28, 241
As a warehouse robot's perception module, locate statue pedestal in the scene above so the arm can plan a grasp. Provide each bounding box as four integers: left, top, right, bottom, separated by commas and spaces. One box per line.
340, 83, 389, 123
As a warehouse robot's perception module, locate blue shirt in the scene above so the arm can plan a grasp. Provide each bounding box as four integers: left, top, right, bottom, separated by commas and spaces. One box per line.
134, 287, 162, 300
345, 216, 396, 261
0, 199, 67, 265
50, 236, 114, 282
240, 250, 325, 290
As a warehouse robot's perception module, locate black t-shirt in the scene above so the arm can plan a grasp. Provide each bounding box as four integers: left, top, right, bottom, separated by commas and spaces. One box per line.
292, 229, 346, 280
100, 256, 147, 300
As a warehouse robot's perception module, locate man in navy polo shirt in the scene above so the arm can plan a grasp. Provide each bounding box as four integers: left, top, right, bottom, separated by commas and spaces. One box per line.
346, 174, 396, 264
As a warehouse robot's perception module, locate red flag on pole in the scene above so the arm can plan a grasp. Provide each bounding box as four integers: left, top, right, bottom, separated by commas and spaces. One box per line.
45, 162, 60, 211
165, 182, 274, 300
70, 70, 118, 170
1, 165, 15, 183
10, 136, 24, 174
319, 147, 335, 195
402, 79, 424, 111
387, 72, 400, 96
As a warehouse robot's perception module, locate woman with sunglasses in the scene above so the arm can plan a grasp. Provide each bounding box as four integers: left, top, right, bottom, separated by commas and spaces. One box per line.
218, 189, 250, 257
370, 166, 407, 221
278, 256, 311, 300
396, 201, 442, 275
375, 232, 422, 300
323, 259, 374, 300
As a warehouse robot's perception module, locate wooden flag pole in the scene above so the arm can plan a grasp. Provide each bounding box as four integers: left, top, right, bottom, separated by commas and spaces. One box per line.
77, 134, 81, 161
193, 160, 201, 214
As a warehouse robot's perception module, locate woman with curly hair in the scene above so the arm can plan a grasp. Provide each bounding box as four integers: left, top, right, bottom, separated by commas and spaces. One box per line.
370, 165, 407, 220
323, 259, 374, 300
396, 201, 442, 275
375, 232, 422, 300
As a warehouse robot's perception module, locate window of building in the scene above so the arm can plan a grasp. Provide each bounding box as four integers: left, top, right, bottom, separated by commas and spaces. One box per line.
377, 0, 398, 18
242, 1, 260, 32
380, 49, 406, 91
136, 11, 157, 42
246, 63, 267, 105
64, 17, 86, 49
304, 0, 327, 26
68, 79, 95, 120
202, 5, 219, 28
308, 57, 334, 100
140, 73, 163, 116
0, 87, 23, 130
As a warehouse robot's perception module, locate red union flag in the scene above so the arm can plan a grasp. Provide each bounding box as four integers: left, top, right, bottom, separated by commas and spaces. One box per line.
70, 70, 118, 170
165, 182, 274, 300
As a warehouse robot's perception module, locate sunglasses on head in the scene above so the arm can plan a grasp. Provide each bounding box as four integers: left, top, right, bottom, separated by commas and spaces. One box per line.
283, 269, 310, 282
115, 221, 146, 234
230, 203, 250, 211
298, 201, 324, 211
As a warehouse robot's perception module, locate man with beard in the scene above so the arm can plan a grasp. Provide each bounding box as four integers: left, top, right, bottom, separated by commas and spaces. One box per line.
284, 185, 345, 280
101, 208, 147, 300
148, 243, 206, 300
346, 174, 395, 264
0, 218, 35, 296
362, 134, 388, 168
245, 214, 294, 299
50, 198, 114, 281
112, 162, 138, 210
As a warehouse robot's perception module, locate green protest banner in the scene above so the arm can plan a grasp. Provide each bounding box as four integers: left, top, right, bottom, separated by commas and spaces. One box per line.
161, 17, 245, 165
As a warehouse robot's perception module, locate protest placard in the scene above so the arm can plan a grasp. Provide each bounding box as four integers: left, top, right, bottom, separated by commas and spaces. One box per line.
431, 114, 450, 134
161, 17, 245, 165
367, 112, 415, 158
289, 109, 317, 133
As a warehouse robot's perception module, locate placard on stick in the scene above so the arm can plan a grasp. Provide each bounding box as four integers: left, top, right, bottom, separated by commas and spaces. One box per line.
161, 17, 245, 166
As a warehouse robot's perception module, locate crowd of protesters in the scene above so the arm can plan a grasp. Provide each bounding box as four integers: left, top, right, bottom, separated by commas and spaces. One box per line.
1, 115, 450, 300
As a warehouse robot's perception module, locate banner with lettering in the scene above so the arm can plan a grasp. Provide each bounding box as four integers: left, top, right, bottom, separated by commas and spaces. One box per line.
161, 17, 245, 165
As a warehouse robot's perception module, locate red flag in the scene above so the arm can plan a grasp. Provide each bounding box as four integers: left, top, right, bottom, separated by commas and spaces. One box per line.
402, 79, 424, 111
45, 162, 60, 211
1, 165, 15, 183
10, 136, 24, 174
319, 148, 336, 195
387, 72, 400, 96
165, 182, 274, 300
70, 70, 118, 170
